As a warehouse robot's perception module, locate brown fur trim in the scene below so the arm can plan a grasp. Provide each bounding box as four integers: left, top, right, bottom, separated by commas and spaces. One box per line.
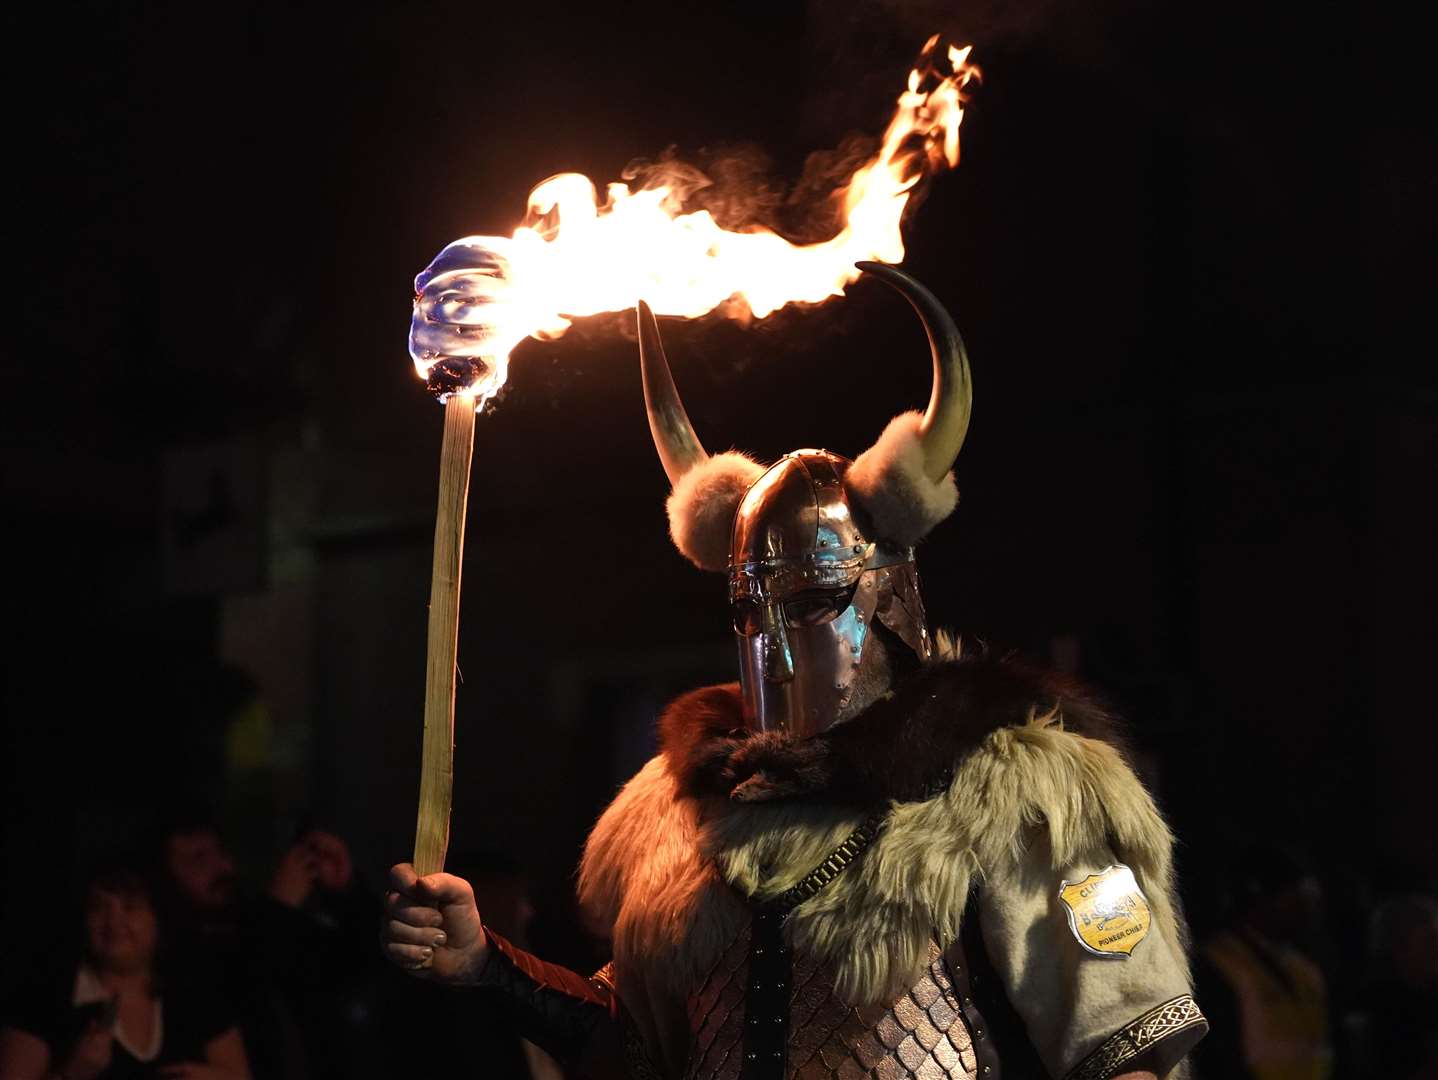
655, 683, 745, 799
660, 652, 1126, 807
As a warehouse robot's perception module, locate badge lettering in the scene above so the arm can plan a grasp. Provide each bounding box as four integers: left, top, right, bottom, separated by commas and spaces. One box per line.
1058, 865, 1151, 959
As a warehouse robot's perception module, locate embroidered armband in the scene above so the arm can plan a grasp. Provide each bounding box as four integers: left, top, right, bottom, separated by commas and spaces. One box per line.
1065, 995, 1208, 1080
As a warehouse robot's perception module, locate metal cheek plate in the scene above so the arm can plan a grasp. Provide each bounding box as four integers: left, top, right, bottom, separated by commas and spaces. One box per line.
873, 562, 933, 660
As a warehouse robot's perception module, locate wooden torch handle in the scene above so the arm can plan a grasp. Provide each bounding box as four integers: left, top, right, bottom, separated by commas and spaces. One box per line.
413, 394, 477, 876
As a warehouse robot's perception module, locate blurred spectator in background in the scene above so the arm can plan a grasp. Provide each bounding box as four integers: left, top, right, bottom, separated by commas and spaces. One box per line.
156, 811, 383, 1079
1358, 894, 1438, 1079
0, 860, 250, 1079
1192, 845, 1333, 1080
378, 850, 562, 1080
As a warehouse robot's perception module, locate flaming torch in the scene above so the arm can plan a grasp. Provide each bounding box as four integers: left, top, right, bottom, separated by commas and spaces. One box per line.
405, 36, 978, 876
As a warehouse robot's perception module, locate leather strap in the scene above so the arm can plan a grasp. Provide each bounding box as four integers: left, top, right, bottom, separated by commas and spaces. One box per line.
942, 891, 1050, 1080
768, 811, 887, 913
943, 924, 1002, 1079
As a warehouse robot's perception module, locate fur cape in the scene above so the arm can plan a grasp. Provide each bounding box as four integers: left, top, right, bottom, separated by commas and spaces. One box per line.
577, 639, 1185, 1010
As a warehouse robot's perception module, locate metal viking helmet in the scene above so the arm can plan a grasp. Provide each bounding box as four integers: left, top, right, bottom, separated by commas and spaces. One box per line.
640, 262, 972, 737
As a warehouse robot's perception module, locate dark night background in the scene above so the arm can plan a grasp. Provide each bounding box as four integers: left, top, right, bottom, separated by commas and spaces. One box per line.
2, 0, 1432, 1033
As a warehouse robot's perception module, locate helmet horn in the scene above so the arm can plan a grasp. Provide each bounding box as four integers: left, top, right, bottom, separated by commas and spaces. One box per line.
638, 300, 710, 486
856, 262, 972, 482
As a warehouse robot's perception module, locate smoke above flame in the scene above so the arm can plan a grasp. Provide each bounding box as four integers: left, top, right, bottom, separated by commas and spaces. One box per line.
410, 36, 978, 405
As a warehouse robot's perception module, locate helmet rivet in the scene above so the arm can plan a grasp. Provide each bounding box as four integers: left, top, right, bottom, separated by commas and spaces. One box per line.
819, 538, 828, 547
854, 544, 863, 554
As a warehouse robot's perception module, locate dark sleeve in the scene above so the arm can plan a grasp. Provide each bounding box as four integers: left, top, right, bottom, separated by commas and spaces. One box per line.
244, 895, 352, 989
184, 981, 238, 1045
245, 879, 382, 990
471, 926, 626, 1072
1, 972, 77, 1055
159, 977, 241, 1063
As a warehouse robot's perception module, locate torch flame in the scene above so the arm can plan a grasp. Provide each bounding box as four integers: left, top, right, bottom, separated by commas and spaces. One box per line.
410, 36, 979, 405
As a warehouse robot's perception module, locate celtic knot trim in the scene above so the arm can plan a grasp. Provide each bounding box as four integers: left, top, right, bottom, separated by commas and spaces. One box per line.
1065, 994, 1208, 1080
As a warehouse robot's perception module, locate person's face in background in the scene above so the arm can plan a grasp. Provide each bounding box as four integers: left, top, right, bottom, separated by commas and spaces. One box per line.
166, 828, 238, 909
86, 885, 158, 975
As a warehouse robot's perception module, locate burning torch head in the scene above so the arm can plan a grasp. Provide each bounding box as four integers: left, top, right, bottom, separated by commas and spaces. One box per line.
410, 237, 526, 404
640, 262, 971, 736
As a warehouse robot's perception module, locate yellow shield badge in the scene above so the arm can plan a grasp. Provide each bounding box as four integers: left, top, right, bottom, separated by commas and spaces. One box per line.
1058, 864, 1152, 959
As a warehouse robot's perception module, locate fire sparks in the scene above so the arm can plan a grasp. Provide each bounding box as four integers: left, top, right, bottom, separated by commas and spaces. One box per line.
410, 36, 979, 405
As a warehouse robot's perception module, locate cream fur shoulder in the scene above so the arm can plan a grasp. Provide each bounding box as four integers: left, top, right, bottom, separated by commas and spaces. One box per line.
578, 704, 1184, 1008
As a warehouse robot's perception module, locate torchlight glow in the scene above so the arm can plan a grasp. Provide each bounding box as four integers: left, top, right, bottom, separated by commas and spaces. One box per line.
409, 36, 979, 405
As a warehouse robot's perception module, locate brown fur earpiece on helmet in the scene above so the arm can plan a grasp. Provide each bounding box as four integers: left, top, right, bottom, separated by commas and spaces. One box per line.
666, 451, 765, 571
845, 411, 959, 547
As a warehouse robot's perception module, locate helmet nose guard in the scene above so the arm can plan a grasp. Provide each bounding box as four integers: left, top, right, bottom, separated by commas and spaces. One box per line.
758, 606, 795, 684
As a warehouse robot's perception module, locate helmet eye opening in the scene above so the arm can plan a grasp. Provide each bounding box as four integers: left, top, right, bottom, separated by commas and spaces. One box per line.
782, 586, 857, 628
731, 585, 857, 636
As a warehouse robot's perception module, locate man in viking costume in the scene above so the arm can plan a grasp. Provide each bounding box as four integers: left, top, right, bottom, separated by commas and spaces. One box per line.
382, 263, 1209, 1080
